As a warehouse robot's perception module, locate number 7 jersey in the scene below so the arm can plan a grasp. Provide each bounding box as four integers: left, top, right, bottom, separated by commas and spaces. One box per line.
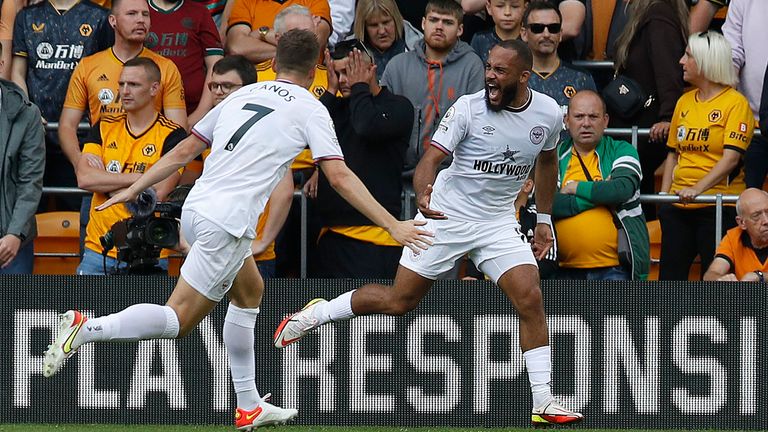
186, 80, 344, 238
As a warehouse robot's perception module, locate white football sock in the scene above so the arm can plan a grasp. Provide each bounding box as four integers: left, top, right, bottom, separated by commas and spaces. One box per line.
312, 290, 355, 325
523, 345, 553, 408
223, 303, 261, 410
73, 304, 179, 349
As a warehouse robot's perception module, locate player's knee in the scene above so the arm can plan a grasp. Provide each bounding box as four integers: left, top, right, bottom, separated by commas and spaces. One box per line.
516, 285, 544, 314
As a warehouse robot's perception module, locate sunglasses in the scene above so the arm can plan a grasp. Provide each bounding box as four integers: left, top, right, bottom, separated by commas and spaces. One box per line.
331, 38, 374, 60
208, 81, 242, 92
527, 23, 562, 34
698, 30, 711, 48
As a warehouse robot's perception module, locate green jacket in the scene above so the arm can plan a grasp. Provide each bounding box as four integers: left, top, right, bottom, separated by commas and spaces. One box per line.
553, 135, 650, 280
0, 79, 45, 245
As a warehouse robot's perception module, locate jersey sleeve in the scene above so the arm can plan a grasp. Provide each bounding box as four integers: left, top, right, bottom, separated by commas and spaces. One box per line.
199, 10, 224, 56
714, 231, 736, 271
722, 95, 755, 153
431, 97, 470, 154
542, 113, 560, 152
190, 99, 225, 146
309, 0, 332, 30
305, 106, 344, 161
227, 0, 252, 30
81, 120, 104, 154
11, 9, 28, 56
63, 60, 90, 111
0, 0, 16, 41
160, 60, 188, 110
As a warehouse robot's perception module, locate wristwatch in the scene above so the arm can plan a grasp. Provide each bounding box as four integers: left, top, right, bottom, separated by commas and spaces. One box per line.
754, 270, 765, 283
258, 26, 270, 40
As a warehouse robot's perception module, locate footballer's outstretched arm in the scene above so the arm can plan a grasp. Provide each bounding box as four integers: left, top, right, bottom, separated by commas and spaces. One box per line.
319, 159, 433, 252
96, 134, 207, 210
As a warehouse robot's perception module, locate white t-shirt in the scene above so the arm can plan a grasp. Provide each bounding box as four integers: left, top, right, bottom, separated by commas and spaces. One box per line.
429, 89, 561, 222
185, 80, 344, 238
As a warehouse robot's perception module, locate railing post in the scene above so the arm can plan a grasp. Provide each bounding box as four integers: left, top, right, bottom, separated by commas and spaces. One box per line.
631, 125, 639, 149
715, 193, 723, 248
300, 191, 307, 279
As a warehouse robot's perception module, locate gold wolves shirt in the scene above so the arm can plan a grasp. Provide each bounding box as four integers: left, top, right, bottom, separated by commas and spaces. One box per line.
667, 87, 754, 208
12, 0, 112, 122
430, 89, 561, 222
187, 80, 344, 239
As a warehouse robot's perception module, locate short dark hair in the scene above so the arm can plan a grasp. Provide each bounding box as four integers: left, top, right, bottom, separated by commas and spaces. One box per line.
274, 29, 319, 76
523, 0, 562, 26
212, 55, 258, 85
495, 39, 533, 71
331, 38, 373, 62
425, 0, 463, 21
123, 57, 161, 82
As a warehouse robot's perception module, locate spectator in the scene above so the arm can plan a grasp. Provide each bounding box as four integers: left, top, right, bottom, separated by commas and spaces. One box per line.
147, 0, 224, 127
553, 90, 649, 280
0, 49, 45, 274
182, 55, 294, 279
722, 0, 768, 189
0, 0, 15, 79
610, 0, 688, 220
310, 41, 413, 278
689, 0, 727, 34
11, 0, 112, 211
574, 0, 627, 62
659, 30, 753, 280
225, 0, 331, 65
382, 0, 484, 175
521, 0, 596, 115
352, 0, 422, 80
75, 58, 185, 275
703, 188, 768, 282
470, 0, 526, 64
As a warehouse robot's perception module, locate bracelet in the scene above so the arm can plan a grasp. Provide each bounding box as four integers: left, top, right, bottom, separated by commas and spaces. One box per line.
754, 270, 764, 283
536, 213, 552, 225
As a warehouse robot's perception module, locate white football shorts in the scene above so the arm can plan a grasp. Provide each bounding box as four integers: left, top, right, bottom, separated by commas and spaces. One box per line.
179, 209, 253, 302
399, 212, 537, 283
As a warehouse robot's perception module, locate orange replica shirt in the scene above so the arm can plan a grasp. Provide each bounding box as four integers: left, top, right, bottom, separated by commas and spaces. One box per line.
555, 150, 619, 269
63, 47, 186, 124
667, 87, 754, 208
82, 113, 186, 258
228, 0, 331, 31
715, 227, 768, 280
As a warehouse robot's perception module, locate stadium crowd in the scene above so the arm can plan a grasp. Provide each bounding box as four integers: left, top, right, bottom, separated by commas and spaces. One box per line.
0, 0, 767, 282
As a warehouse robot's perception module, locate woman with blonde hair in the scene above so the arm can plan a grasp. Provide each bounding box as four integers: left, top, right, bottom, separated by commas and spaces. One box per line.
608, 0, 688, 219
658, 30, 754, 280
352, 0, 421, 80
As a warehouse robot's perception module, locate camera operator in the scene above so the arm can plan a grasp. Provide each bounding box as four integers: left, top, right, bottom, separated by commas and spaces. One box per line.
75, 57, 186, 275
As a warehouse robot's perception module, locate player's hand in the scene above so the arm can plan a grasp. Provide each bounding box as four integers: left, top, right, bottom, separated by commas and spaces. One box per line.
303, 169, 319, 199
531, 223, 554, 260
0, 234, 21, 269
251, 238, 269, 256
389, 220, 434, 253
324, 49, 339, 96
84, 153, 105, 169
560, 180, 578, 195
96, 188, 138, 211
717, 273, 738, 282
346, 48, 376, 87
417, 184, 446, 219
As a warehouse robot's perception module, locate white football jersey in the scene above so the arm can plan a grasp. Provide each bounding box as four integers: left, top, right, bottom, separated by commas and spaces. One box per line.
185, 80, 343, 238
429, 89, 561, 222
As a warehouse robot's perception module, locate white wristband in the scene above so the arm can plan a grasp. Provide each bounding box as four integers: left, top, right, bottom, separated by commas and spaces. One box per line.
536, 213, 552, 225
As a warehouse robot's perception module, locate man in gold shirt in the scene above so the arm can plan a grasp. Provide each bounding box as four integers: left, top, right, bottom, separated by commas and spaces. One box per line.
75, 57, 185, 274
552, 90, 649, 280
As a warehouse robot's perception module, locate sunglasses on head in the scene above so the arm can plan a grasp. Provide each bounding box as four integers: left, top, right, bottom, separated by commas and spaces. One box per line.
331, 38, 373, 60
527, 23, 562, 34
698, 30, 711, 48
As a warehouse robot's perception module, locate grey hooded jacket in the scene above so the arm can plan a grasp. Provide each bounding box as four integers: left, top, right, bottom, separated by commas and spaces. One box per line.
0, 79, 45, 245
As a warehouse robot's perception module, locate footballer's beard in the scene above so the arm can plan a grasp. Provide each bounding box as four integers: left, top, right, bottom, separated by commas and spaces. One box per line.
485, 82, 518, 112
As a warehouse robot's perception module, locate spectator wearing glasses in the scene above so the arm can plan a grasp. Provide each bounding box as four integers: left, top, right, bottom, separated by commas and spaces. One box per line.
522, 1, 595, 117
610, 0, 688, 220
659, 30, 754, 280
704, 188, 768, 282
181, 55, 293, 279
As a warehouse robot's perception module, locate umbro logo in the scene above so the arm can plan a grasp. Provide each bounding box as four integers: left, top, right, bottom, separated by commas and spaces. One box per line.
482, 125, 495, 136
97, 74, 109, 81
107, 141, 118, 149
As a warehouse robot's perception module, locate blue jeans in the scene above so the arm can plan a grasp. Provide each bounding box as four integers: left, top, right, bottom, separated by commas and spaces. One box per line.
0, 241, 34, 274
557, 265, 630, 281
77, 248, 168, 275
